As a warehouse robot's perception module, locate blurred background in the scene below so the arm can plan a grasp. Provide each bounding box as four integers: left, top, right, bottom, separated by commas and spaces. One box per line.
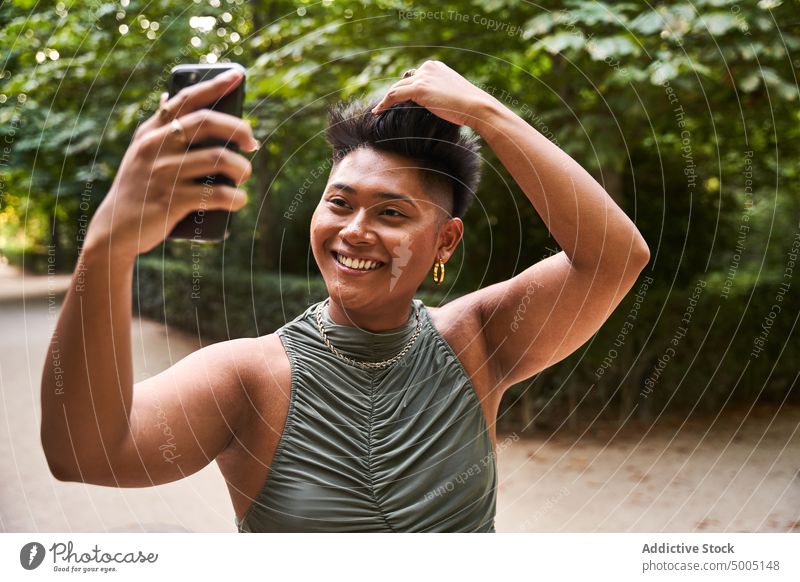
1, 0, 798, 533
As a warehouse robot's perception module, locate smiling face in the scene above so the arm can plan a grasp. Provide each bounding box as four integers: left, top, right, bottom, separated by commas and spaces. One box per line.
310, 147, 463, 323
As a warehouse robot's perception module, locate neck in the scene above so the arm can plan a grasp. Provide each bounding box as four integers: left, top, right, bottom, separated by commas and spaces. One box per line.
326, 296, 414, 332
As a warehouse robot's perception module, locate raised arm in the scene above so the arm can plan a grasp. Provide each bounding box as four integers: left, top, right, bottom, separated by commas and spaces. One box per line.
372, 60, 650, 393
41, 71, 260, 485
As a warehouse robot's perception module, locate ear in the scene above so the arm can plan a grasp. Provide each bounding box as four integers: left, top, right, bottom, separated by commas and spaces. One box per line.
436, 217, 464, 261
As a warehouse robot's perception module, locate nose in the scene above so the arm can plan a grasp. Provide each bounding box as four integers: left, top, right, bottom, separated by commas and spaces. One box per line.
339, 209, 376, 245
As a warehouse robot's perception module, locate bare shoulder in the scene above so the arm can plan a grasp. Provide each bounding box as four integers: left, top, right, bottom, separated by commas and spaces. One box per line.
250, 332, 292, 389
214, 332, 292, 461
423, 295, 495, 394
230, 332, 291, 414
423, 293, 484, 345
179, 333, 291, 441
188, 335, 282, 393
76, 333, 291, 487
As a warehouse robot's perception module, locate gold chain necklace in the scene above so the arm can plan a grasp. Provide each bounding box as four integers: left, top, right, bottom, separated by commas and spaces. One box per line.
315, 298, 421, 370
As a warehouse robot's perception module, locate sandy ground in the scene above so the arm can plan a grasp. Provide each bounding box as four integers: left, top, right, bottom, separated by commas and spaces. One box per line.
495, 406, 799, 532
1, 263, 798, 532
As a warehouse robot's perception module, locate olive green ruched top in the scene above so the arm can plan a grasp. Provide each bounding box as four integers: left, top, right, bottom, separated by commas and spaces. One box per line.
235, 298, 497, 532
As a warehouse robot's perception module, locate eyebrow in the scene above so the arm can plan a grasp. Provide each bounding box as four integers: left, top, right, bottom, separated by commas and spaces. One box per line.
328, 182, 418, 207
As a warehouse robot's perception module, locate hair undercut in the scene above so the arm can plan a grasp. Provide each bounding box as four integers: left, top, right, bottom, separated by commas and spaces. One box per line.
325, 98, 482, 220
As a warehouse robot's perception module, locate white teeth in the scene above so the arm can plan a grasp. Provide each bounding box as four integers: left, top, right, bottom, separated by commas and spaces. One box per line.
336, 253, 380, 271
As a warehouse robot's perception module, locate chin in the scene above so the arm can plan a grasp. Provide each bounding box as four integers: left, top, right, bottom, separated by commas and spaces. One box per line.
326, 280, 379, 310
326, 280, 354, 301
325, 277, 413, 315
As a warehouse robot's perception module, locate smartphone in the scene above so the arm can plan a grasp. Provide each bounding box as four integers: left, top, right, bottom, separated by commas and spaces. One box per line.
166, 63, 246, 242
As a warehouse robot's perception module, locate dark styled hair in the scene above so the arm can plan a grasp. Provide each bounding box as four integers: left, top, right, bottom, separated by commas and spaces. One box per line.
325, 98, 482, 219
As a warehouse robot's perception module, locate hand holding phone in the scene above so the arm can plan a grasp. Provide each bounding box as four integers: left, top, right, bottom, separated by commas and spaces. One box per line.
84, 65, 256, 260
166, 63, 249, 242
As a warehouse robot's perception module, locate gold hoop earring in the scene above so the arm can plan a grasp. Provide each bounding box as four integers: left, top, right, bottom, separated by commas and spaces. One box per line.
432, 257, 445, 285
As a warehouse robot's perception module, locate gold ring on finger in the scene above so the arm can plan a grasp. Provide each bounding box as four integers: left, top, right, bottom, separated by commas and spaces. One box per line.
159, 102, 174, 122
402, 68, 417, 79
170, 118, 187, 146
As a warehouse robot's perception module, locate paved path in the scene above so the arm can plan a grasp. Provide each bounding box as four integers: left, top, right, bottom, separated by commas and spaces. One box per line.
0, 263, 234, 532
1, 262, 797, 532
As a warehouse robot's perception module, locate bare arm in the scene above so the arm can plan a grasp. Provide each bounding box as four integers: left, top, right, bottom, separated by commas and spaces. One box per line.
41, 70, 259, 484
372, 61, 650, 392
466, 90, 649, 389
41, 243, 135, 480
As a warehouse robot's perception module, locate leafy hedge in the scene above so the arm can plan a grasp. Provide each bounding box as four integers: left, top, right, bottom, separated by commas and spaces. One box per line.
499, 272, 799, 431
2, 244, 74, 274
133, 256, 451, 342
133, 258, 798, 431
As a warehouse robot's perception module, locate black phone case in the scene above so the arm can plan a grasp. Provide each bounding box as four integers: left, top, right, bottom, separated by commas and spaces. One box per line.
165, 63, 246, 242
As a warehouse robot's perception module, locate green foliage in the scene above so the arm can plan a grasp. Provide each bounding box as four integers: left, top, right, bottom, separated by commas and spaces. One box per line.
2, 0, 798, 420
133, 255, 451, 342
500, 272, 800, 430
4, 0, 798, 284
226, 0, 799, 290
1, 0, 243, 267
137, 248, 800, 427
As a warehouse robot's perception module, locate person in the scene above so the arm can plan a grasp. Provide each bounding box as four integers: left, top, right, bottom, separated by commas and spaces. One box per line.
40, 61, 650, 532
